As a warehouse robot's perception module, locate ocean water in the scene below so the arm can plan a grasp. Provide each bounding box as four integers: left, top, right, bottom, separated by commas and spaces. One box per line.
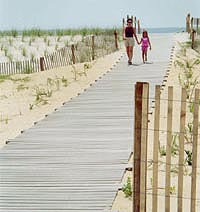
145, 27, 185, 33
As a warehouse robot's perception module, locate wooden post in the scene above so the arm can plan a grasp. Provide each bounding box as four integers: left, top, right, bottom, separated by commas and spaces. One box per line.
40, 57, 45, 71
190, 89, 200, 212
191, 17, 194, 31
133, 82, 148, 212
186, 13, 191, 33
140, 83, 149, 212
191, 29, 196, 49
134, 16, 137, 33
71, 44, 76, 64
123, 18, 125, 28
138, 20, 141, 34
165, 86, 173, 212
92, 35, 95, 60
114, 30, 118, 50
152, 85, 161, 212
177, 88, 187, 212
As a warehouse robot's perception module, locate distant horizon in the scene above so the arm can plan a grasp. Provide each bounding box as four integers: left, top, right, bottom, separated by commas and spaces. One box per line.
0, 26, 185, 31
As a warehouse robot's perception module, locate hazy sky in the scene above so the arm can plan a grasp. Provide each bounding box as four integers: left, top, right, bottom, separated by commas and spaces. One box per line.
0, 0, 199, 30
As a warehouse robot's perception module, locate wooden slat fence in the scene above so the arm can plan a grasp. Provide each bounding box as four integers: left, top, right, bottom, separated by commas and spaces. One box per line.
0, 33, 118, 75
133, 82, 200, 212
191, 17, 200, 52
0, 59, 40, 75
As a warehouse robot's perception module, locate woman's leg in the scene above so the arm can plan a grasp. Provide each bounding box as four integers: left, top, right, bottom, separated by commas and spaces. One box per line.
126, 46, 130, 60
129, 46, 133, 62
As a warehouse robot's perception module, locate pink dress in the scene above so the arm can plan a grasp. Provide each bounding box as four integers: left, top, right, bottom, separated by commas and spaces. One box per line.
141, 37, 149, 51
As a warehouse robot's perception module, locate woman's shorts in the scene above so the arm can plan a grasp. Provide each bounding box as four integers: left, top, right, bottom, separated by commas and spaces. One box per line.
124, 37, 135, 47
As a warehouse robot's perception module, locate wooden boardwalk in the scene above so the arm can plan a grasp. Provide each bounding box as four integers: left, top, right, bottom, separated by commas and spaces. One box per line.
0, 33, 174, 212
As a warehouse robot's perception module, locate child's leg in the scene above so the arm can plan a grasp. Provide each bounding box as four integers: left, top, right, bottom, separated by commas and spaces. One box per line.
144, 50, 148, 61
142, 50, 145, 63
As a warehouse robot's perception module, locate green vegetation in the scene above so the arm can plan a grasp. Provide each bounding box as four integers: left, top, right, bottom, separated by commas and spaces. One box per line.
16, 84, 29, 91
0, 75, 11, 83
122, 177, 132, 198
0, 27, 121, 37
175, 58, 200, 102
185, 150, 192, 166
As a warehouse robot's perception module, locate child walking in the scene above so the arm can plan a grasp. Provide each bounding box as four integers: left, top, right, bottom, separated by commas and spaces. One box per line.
139, 30, 151, 63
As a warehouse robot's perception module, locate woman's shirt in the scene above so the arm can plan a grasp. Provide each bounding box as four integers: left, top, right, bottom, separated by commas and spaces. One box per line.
125, 27, 134, 37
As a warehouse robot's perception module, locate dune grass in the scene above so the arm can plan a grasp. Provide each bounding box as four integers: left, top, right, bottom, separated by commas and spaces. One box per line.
0, 27, 122, 37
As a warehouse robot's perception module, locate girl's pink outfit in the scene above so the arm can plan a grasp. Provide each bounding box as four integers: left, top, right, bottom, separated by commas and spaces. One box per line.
141, 37, 149, 51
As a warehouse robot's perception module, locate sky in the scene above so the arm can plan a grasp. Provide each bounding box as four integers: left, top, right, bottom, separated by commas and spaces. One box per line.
0, 0, 199, 30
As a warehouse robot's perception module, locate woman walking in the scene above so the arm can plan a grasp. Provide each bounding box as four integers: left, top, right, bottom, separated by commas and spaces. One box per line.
123, 18, 139, 65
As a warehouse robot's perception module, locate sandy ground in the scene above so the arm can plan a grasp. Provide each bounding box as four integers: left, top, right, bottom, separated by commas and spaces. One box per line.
0, 49, 124, 148
112, 34, 200, 211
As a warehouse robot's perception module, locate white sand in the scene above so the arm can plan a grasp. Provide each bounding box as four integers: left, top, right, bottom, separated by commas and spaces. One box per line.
0, 49, 124, 148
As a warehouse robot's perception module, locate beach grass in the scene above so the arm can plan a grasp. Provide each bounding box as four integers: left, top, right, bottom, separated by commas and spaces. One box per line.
0, 27, 121, 37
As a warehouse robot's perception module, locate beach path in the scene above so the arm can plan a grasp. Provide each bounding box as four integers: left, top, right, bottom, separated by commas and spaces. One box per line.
0, 33, 175, 212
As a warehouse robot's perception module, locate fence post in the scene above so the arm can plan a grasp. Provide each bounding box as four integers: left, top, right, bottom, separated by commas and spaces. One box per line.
138, 20, 141, 34
92, 35, 95, 60
191, 17, 194, 31
190, 89, 200, 212
165, 86, 173, 212
177, 88, 187, 212
40, 57, 45, 71
186, 13, 191, 33
71, 44, 76, 64
133, 82, 149, 212
122, 18, 125, 29
191, 29, 196, 49
114, 30, 118, 50
152, 85, 161, 212
134, 16, 137, 33
140, 83, 149, 212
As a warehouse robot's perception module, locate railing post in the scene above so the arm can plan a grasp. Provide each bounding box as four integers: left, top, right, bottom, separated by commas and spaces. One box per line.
114, 30, 118, 50
71, 44, 76, 64
92, 35, 95, 60
40, 57, 45, 71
